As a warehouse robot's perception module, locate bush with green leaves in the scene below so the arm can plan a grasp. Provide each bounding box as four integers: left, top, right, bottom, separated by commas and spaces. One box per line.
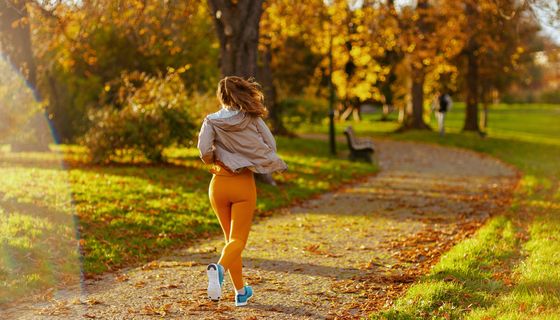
83, 71, 195, 163
278, 96, 329, 130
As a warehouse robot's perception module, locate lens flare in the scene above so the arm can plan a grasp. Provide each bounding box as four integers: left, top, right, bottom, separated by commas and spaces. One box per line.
0, 55, 84, 314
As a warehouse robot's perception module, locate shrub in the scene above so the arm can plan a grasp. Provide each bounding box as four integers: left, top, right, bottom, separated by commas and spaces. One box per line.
540, 89, 560, 104
187, 90, 220, 124
278, 96, 329, 130
83, 71, 195, 163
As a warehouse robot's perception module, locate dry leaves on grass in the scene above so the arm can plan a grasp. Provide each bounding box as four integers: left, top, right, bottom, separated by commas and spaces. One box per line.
303, 244, 342, 257
35, 300, 71, 316
141, 260, 200, 270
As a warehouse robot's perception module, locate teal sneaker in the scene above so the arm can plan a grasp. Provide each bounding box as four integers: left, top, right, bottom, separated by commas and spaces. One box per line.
235, 285, 253, 307
207, 263, 224, 301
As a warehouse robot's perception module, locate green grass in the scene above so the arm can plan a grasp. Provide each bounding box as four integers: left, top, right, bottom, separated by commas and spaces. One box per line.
309, 102, 560, 319
0, 137, 376, 304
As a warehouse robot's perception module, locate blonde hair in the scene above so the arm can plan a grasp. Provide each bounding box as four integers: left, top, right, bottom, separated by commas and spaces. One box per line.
217, 76, 268, 118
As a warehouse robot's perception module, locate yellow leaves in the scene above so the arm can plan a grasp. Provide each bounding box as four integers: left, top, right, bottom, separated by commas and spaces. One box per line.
353, 7, 365, 20
350, 46, 372, 66
352, 82, 373, 101
166, 64, 190, 75
356, 53, 372, 66
176, 64, 191, 74
327, 5, 337, 17
365, 71, 378, 83
407, 43, 416, 53
332, 69, 347, 96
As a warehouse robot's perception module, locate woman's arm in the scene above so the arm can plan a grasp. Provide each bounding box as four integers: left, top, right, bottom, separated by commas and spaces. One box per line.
197, 118, 215, 164
256, 117, 277, 152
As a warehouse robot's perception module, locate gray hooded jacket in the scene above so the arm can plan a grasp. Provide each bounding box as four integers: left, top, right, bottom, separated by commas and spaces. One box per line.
197, 108, 288, 174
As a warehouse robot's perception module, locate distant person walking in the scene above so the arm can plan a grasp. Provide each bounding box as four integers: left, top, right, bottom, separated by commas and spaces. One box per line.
197, 76, 287, 307
435, 92, 452, 136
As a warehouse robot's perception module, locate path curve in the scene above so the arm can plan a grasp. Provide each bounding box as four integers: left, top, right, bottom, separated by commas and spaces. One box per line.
4, 140, 518, 320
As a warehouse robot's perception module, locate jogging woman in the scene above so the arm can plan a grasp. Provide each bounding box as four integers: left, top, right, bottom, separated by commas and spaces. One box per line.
197, 76, 287, 306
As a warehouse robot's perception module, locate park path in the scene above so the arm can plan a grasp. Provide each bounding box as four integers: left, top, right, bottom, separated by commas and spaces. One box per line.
3, 140, 518, 320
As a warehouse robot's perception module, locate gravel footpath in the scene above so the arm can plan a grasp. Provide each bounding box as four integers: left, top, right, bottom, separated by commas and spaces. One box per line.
3, 140, 518, 320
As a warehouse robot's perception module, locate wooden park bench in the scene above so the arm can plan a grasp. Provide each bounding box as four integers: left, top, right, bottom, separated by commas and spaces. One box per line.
343, 126, 375, 163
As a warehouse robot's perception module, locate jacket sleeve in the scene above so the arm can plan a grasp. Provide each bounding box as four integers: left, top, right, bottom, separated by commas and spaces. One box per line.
197, 118, 215, 164
256, 117, 277, 152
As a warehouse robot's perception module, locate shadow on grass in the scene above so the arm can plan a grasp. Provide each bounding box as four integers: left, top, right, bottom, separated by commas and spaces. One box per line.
0, 195, 81, 305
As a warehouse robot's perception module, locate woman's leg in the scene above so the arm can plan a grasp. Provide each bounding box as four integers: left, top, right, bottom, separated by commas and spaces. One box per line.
209, 176, 231, 243
209, 173, 256, 290
228, 256, 243, 290
218, 199, 256, 290
209, 184, 244, 289
209, 197, 244, 289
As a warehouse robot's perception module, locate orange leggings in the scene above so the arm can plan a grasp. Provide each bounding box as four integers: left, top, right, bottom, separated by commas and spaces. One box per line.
208, 166, 256, 290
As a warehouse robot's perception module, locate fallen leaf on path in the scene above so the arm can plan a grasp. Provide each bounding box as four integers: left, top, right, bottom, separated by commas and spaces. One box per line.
84, 298, 103, 306
141, 303, 173, 316
115, 274, 129, 282
157, 284, 179, 290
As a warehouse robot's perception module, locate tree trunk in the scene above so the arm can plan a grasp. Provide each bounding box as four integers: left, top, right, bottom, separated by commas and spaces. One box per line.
400, 70, 430, 130
0, 0, 50, 152
463, 1, 480, 133
0, 0, 37, 89
463, 49, 480, 132
398, 104, 406, 124
380, 104, 391, 121
257, 44, 289, 135
410, 73, 430, 129
207, 0, 264, 78
398, 0, 430, 131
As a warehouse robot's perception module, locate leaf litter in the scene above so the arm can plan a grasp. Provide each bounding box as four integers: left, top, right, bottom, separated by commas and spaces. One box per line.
5, 140, 517, 319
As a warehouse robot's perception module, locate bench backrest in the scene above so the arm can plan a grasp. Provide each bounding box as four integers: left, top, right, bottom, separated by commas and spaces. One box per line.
344, 126, 359, 149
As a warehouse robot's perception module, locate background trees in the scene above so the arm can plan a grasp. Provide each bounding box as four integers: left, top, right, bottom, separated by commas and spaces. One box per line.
0, 0, 557, 159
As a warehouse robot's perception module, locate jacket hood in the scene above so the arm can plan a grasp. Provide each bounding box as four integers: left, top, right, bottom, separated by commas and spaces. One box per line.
207, 109, 252, 131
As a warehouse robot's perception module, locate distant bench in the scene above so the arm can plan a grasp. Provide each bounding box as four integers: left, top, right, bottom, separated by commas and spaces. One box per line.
343, 126, 375, 163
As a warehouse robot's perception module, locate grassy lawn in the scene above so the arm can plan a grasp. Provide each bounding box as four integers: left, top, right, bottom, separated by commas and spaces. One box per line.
0, 137, 376, 304
307, 103, 560, 319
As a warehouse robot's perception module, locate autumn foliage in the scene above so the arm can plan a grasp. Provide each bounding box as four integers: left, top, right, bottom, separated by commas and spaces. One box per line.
0, 0, 556, 151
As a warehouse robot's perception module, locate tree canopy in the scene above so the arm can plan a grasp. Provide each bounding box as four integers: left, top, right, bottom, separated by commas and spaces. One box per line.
0, 0, 556, 148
